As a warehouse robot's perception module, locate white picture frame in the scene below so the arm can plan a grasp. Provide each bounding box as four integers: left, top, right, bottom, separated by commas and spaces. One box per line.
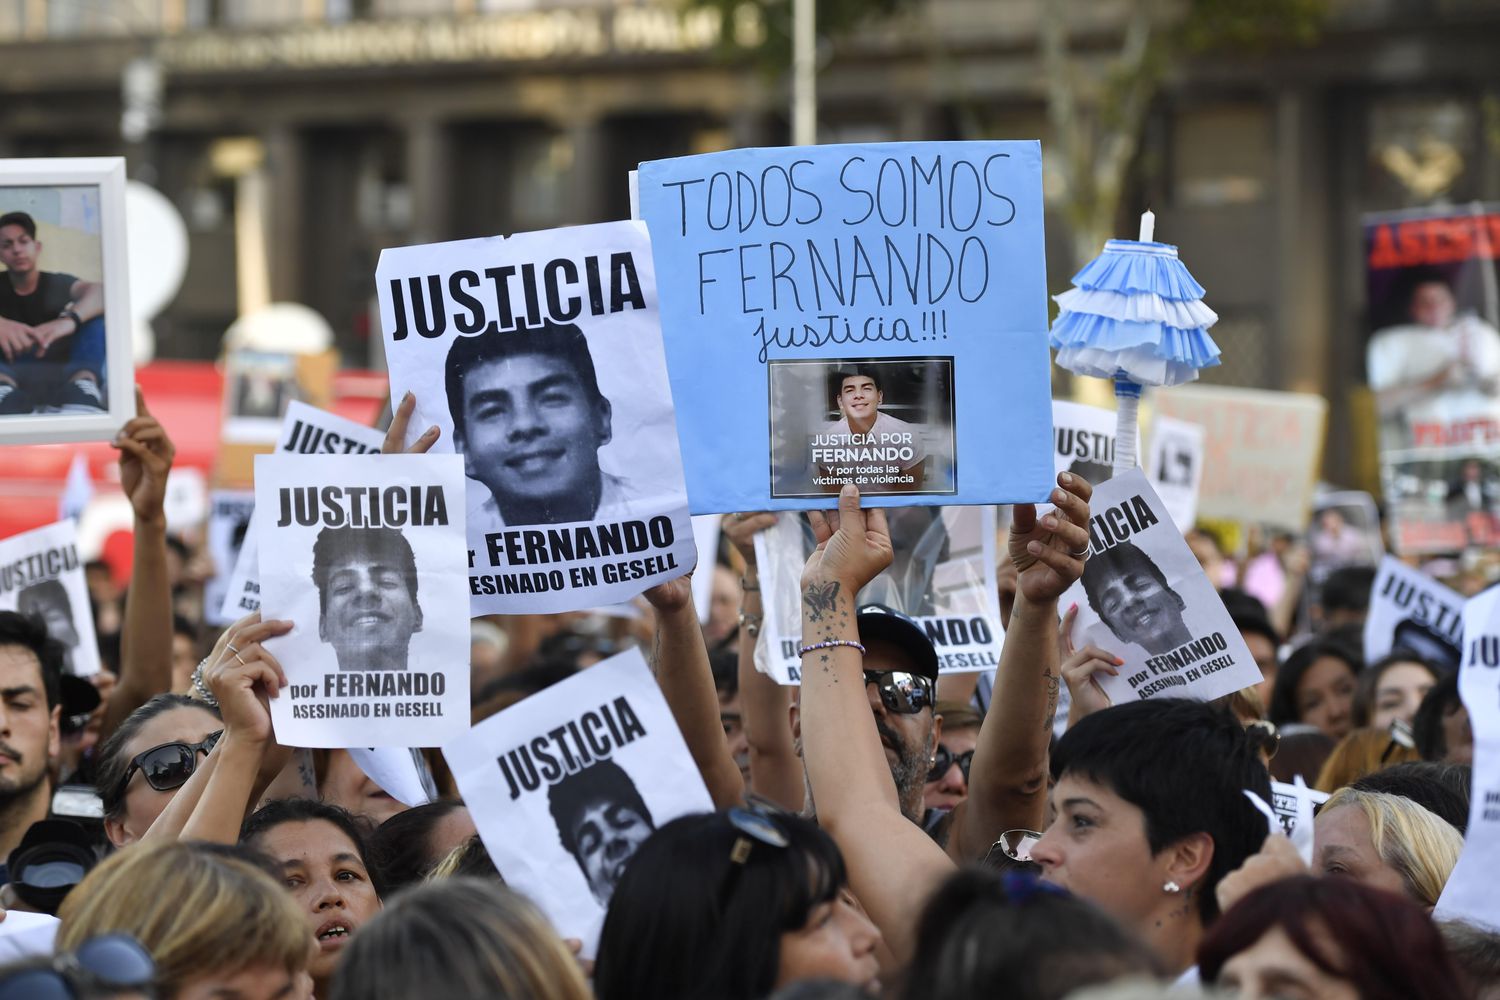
0, 157, 133, 444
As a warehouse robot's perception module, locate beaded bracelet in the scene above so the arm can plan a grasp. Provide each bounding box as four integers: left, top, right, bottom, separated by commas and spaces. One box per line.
797, 639, 866, 657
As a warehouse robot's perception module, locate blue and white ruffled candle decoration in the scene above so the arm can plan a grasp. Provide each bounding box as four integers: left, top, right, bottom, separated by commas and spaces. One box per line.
1049, 211, 1221, 475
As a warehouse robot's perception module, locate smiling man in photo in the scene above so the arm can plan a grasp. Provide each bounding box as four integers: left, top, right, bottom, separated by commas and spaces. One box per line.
1081, 540, 1193, 656
312, 526, 422, 671
547, 758, 656, 908
446, 320, 639, 528
814, 368, 928, 492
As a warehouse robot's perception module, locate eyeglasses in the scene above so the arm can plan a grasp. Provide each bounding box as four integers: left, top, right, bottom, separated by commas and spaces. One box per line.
0, 933, 157, 1000
115, 730, 223, 801
985, 828, 1043, 865
863, 671, 935, 715
1245, 720, 1280, 760
928, 744, 974, 784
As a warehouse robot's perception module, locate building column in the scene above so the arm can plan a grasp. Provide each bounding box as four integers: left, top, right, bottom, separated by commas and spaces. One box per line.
263, 122, 303, 305
564, 115, 607, 226
403, 114, 450, 246
1273, 86, 1330, 396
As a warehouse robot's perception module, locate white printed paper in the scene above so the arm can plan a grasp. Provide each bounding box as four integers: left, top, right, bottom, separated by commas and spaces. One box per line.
0, 520, 100, 677
1145, 414, 1204, 531
1434, 586, 1500, 929
350, 747, 438, 808
1271, 776, 1328, 866
204, 490, 255, 627
1363, 555, 1465, 673
220, 402, 387, 622
257, 453, 469, 748
1062, 470, 1262, 704
1053, 400, 1117, 488
377, 220, 696, 615
443, 647, 712, 955
755, 506, 1002, 683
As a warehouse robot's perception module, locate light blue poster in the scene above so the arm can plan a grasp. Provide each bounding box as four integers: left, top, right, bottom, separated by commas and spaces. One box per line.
638, 141, 1054, 512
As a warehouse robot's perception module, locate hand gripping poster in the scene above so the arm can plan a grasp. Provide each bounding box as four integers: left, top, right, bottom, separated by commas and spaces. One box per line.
754, 505, 1002, 683
219, 401, 387, 622
638, 141, 1054, 512
0, 520, 99, 677
256, 453, 469, 748
1061, 469, 1263, 704
443, 647, 713, 956
376, 221, 697, 615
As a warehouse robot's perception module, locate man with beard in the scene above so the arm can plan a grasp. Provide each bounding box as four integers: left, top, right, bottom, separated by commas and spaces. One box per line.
547, 758, 656, 908
0, 612, 64, 873
793, 604, 940, 826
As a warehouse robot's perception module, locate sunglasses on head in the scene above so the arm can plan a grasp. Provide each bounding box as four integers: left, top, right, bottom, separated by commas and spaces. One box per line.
863, 671, 935, 715
928, 744, 974, 784
115, 730, 223, 801
985, 828, 1043, 865
0, 933, 156, 1000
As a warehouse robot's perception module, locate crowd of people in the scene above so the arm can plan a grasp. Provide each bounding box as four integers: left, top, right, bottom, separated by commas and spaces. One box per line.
0, 385, 1494, 1000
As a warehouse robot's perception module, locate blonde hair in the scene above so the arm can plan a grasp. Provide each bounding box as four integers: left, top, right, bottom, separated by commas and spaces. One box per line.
57, 842, 311, 997
1314, 727, 1420, 792
1321, 787, 1462, 907
329, 877, 590, 1000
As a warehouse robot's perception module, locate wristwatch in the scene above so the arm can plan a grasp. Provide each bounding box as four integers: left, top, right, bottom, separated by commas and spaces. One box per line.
58, 306, 81, 329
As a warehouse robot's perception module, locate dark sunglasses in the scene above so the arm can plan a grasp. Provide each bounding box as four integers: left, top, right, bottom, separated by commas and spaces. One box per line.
928, 744, 975, 784
0, 933, 157, 1000
115, 730, 223, 801
864, 671, 935, 715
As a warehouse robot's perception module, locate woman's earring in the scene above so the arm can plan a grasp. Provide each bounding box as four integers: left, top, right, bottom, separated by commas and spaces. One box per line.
1163, 881, 1181, 894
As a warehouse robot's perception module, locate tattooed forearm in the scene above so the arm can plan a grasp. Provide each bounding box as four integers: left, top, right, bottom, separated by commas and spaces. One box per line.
802, 580, 842, 622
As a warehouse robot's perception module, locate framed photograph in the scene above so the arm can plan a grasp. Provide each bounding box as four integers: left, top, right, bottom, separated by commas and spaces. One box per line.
0, 157, 133, 443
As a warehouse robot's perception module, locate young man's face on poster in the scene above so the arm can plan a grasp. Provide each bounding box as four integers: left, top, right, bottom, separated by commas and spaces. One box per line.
837, 375, 881, 424
1410, 280, 1456, 329
1096, 567, 1183, 649
0, 224, 38, 275
320, 554, 421, 653
458, 352, 612, 507
571, 798, 653, 906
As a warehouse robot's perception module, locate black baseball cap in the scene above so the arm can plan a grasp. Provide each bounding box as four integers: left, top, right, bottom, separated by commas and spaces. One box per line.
855, 605, 939, 681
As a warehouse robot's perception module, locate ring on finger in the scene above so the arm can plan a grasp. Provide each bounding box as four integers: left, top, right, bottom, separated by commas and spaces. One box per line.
226, 642, 241, 655
233, 651, 247, 666
1069, 545, 1090, 558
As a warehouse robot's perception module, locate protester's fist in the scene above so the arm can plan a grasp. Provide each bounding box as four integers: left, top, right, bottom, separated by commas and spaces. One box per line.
382, 391, 441, 455
204, 615, 293, 746
722, 512, 778, 564
1216, 832, 1307, 914
1058, 604, 1117, 725
642, 574, 693, 615
1009, 472, 1092, 605
801, 485, 892, 596
112, 387, 177, 527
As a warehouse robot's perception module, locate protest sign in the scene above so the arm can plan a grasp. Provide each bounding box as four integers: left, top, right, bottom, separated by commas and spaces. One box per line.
638, 141, 1053, 512
1434, 585, 1500, 929
349, 747, 438, 808
1061, 469, 1263, 704
1270, 777, 1328, 866
203, 490, 255, 626
1362, 555, 1464, 672
1306, 491, 1383, 587
691, 514, 721, 625
1053, 400, 1116, 487
0, 158, 135, 446
1145, 414, 1205, 531
377, 220, 696, 616
1151, 384, 1326, 532
257, 453, 469, 748
443, 647, 712, 955
1365, 205, 1500, 555
219, 402, 386, 622
0, 520, 99, 677
221, 349, 300, 444
754, 505, 1001, 683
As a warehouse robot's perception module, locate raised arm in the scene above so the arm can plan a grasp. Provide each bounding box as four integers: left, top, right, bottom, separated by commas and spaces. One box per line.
643, 576, 745, 809
946, 473, 1092, 862
177, 622, 288, 843
722, 512, 803, 810
101, 388, 177, 740
798, 485, 953, 964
